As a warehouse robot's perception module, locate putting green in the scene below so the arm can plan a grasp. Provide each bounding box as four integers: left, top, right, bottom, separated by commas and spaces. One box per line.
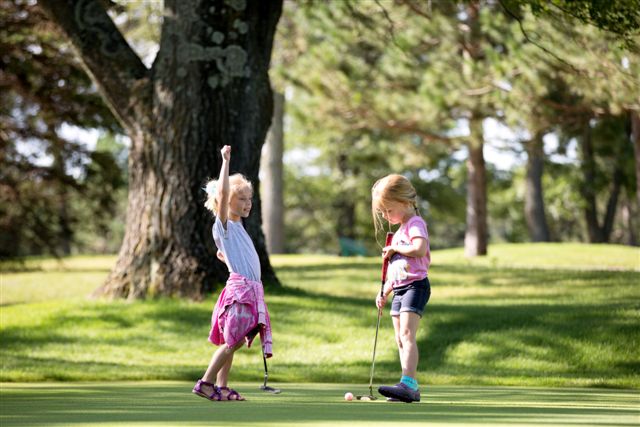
1, 382, 637, 426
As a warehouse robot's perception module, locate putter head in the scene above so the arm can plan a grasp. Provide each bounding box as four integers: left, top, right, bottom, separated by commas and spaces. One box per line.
355, 395, 377, 401
260, 385, 281, 394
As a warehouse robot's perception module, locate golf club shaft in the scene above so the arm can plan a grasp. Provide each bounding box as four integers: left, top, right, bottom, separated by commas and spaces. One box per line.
262, 348, 269, 387
368, 232, 393, 395
368, 302, 383, 394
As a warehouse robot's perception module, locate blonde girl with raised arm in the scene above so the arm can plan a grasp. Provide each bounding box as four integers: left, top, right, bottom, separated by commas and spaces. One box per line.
192, 145, 273, 402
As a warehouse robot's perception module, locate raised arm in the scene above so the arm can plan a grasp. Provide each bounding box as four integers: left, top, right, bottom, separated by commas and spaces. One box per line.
216, 145, 232, 226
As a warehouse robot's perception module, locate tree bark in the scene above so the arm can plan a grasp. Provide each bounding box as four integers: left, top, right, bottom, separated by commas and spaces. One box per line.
464, 117, 488, 256
621, 195, 637, 246
632, 110, 640, 210
601, 163, 623, 242
40, 0, 283, 298
335, 152, 357, 240
462, 3, 487, 257
580, 122, 604, 243
261, 91, 285, 254
579, 119, 626, 244
524, 133, 550, 242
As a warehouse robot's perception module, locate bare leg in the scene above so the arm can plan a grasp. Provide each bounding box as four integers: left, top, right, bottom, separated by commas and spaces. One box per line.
392, 315, 403, 368
199, 341, 243, 396
216, 352, 234, 387
378, 312, 422, 402
398, 311, 421, 379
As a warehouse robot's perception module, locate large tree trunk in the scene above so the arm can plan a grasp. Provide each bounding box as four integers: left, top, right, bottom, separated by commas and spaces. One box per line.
40, 0, 283, 298
261, 91, 285, 254
464, 117, 488, 257
524, 133, 550, 242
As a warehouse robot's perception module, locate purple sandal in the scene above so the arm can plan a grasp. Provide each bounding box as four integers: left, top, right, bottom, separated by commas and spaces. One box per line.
219, 386, 245, 401
192, 379, 222, 401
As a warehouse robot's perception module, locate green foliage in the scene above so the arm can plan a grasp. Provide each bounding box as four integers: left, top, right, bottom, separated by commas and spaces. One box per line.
521, 0, 640, 49
487, 167, 529, 243
275, 1, 518, 250
2, 244, 638, 389
542, 160, 586, 241
0, 1, 125, 257
273, 0, 639, 251
411, 152, 467, 249
282, 168, 340, 253
73, 134, 128, 254
3, 0, 638, 258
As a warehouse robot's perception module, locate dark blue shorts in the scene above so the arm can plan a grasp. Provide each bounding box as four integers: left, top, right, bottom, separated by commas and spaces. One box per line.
390, 278, 431, 317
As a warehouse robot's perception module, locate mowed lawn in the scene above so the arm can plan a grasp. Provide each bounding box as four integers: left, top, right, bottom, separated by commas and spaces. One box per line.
1, 243, 639, 426
2, 382, 638, 427
1, 244, 639, 386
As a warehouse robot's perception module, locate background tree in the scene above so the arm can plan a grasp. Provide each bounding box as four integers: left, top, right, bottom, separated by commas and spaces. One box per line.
38, 0, 283, 299
521, 0, 640, 50
261, 91, 285, 254
274, 0, 638, 253
5, 0, 637, 265
277, 1, 536, 255
0, 0, 123, 258
633, 111, 640, 209
530, 10, 638, 243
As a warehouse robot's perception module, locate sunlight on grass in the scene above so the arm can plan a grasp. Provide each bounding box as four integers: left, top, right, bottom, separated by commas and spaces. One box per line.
435, 243, 640, 271
2, 383, 638, 427
1, 244, 638, 388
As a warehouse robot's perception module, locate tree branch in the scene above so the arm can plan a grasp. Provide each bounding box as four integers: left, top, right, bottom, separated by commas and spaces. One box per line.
395, 0, 432, 21
377, 119, 459, 145
38, 0, 151, 131
498, 0, 587, 77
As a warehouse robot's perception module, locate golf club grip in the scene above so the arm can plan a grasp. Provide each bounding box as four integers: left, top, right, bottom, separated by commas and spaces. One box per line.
380, 232, 393, 295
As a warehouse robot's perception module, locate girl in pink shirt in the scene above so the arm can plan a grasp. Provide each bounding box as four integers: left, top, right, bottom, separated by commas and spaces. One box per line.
372, 174, 431, 403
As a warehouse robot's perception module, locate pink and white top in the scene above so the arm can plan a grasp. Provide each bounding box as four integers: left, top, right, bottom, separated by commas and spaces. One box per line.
386, 215, 430, 289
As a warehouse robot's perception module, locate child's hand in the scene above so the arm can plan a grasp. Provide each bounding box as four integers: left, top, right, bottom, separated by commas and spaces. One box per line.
376, 292, 387, 310
382, 245, 396, 260
221, 145, 231, 161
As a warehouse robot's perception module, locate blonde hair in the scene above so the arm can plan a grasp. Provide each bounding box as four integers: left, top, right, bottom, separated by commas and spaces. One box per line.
203, 174, 253, 215
371, 174, 418, 237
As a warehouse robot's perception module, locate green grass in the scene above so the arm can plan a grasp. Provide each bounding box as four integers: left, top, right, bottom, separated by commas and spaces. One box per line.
1, 244, 639, 389
1, 382, 638, 427
434, 243, 640, 271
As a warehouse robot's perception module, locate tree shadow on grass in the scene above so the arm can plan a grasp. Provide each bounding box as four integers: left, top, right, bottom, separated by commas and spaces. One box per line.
413, 301, 639, 384
1, 261, 637, 386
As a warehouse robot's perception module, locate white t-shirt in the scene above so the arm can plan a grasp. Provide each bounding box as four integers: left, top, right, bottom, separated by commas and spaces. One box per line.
213, 217, 261, 282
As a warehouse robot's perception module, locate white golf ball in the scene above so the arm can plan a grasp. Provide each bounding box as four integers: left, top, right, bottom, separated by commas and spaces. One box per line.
344, 392, 354, 401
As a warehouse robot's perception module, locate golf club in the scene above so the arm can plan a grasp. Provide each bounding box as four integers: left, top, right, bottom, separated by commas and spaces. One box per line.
260, 346, 281, 394
356, 231, 393, 401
